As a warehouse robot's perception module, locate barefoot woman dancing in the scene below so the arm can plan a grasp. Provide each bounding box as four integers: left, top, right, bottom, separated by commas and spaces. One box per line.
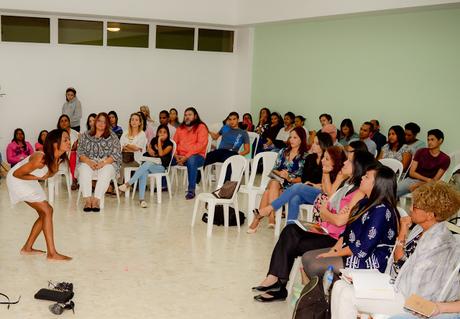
7, 129, 72, 261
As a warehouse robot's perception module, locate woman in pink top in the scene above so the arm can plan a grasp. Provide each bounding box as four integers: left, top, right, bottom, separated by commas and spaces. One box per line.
35, 130, 48, 152
251, 150, 378, 302
7, 128, 34, 167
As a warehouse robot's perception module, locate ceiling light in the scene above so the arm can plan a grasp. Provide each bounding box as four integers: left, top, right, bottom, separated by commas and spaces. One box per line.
107, 27, 120, 32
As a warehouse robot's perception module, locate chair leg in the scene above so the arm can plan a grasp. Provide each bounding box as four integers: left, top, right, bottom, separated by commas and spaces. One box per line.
124, 170, 131, 199
156, 176, 162, 204
287, 257, 302, 296
165, 175, 172, 199
150, 175, 155, 198
65, 173, 72, 198
223, 205, 229, 228
132, 181, 137, 200
191, 197, 201, 227
76, 185, 81, 205
113, 178, 120, 204
234, 199, 241, 231
207, 203, 215, 237
199, 167, 206, 190
244, 163, 250, 185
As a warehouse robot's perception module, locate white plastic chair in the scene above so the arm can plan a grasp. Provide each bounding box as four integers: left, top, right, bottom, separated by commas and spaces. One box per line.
171, 135, 212, 191
48, 162, 72, 205
238, 151, 278, 228
379, 158, 404, 181
76, 170, 120, 210
131, 141, 177, 203
191, 155, 247, 237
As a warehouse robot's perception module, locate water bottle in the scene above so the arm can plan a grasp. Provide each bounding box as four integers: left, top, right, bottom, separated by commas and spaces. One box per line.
323, 265, 334, 303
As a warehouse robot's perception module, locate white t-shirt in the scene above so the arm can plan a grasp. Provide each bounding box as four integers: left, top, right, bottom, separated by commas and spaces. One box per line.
276, 126, 293, 142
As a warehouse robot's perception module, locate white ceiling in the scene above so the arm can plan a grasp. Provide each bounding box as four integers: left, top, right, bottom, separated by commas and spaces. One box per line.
1, 0, 460, 26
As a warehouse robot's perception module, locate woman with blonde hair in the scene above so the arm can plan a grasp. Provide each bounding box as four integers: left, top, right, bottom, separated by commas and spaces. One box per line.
139, 105, 155, 143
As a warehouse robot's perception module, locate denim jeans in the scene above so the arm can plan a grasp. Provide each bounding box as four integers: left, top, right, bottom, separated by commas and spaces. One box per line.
172, 154, 205, 193
128, 162, 165, 200
271, 183, 322, 223
397, 177, 419, 197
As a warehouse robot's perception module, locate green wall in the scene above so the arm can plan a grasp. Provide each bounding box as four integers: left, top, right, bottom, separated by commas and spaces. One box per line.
251, 6, 460, 153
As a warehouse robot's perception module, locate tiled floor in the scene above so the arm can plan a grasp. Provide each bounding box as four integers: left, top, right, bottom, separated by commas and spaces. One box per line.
0, 178, 293, 318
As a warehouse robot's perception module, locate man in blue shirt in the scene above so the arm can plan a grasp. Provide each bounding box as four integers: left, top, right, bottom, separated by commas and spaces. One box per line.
204, 112, 250, 174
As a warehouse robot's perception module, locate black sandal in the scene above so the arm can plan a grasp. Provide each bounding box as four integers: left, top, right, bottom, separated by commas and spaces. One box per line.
254, 288, 288, 303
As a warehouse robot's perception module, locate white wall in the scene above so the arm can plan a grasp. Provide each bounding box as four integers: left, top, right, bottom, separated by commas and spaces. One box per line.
0, 25, 254, 160
237, 0, 460, 25
0, 0, 238, 26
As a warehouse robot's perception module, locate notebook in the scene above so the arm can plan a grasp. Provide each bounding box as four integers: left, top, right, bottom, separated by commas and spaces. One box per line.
294, 220, 329, 235
404, 294, 437, 318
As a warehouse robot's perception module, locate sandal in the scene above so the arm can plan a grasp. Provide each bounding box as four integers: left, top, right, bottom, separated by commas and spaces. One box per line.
252, 280, 282, 293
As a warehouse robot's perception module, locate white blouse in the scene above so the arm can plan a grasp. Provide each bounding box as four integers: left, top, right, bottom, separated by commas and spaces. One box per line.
120, 131, 147, 163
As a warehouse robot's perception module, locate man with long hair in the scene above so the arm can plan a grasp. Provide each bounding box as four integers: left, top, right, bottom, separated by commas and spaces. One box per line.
173, 107, 209, 200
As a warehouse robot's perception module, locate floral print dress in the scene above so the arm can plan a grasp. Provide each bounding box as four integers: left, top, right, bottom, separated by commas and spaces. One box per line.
272, 148, 306, 189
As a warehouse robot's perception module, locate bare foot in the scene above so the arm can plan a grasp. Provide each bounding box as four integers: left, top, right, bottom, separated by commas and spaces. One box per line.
20, 247, 46, 255
47, 253, 72, 262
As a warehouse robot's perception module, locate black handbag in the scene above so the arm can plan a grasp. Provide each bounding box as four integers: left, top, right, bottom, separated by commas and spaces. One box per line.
34, 289, 74, 303
122, 151, 135, 163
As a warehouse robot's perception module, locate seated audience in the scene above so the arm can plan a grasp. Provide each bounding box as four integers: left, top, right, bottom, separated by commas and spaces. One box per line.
6, 128, 34, 167
247, 127, 308, 232
35, 130, 48, 152
108, 110, 123, 139
57, 114, 80, 188
139, 105, 156, 143
172, 107, 209, 200
274, 112, 295, 149
378, 125, 411, 171
332, 181, 460, 319
317, 113, 333, 132
339, 118, 359, 146
322, 123, 341, 147
255, 107, 271, 136
77, 112, 121, 212
62, 87, 82, 132
251, 151, 378, 302
257, 112, 283, 152
254, 149, 374, 228
294, 115, 309, 137
153, 110, 176, 138
359, 121, 378, 156
370, 119, 387, 154
86, 113, 97, 131
241, 113, 254, 132
169, 108, 180, 128
118, 113, 147, 184
404, 122, 426, 156
397, 129, 450, 197
119, 124, 173, 208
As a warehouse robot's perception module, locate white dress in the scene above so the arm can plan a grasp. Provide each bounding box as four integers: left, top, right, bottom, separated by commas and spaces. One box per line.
7, 155, 48, 204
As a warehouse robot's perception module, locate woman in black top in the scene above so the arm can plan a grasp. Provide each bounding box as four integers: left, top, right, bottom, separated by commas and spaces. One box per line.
257, 112, 283, 153
118, 125, 173, 208
301, 132, 333, 186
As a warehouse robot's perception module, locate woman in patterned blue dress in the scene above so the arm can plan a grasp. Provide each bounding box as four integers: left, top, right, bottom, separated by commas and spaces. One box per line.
302, 164, 399, 276
248, 127, 308, 230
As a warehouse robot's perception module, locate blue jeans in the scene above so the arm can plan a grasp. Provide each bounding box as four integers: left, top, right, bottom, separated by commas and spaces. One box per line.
271, 183, 322, 223
172, 154, 205, 193
397, 177, 419, 197
128, 162, 165, 200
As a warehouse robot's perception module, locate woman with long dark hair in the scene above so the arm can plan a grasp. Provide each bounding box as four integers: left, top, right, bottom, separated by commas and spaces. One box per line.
339, 118, 358, 146
248, 127, 308, 232
35, 130, 48, 152
255, 107, 271, 135
169, 108, 180, 128
57, 114, 80, 188
7, 129, 72, 261
86, 113, 97, 131
7, 128, 34, 167
378, 125, 411, 171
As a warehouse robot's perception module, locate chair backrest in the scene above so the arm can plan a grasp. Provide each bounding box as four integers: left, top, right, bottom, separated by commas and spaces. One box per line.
216, 155, 247, 199
165, 140, 177, 173
379, 158, 403, 181
443, 150, 460, 182
246, 151, 278, 189
215, 136, 222, 149
245, 132, 260, 160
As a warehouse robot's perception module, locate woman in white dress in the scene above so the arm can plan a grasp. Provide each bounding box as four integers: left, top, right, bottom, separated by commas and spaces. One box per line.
7, 129, 72, 261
